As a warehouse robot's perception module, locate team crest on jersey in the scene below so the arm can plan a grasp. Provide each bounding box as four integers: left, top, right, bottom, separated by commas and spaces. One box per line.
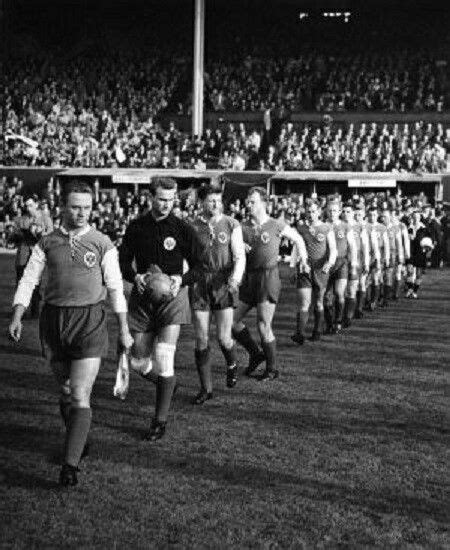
217, 231, 228, 244
83, 251, 96, 268
164, 237, 176, 251
260, 231, 270, 244
316, 233, 325, 242
337, 230, 344, 239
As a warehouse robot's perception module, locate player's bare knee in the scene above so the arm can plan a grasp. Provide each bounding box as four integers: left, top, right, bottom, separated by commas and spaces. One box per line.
217, 334, 233, 350
195, 335, 209, 350
70, 385, 91, 408
257, 320, 272, 341
153, 342, 176, 378
130, 355, 153, 375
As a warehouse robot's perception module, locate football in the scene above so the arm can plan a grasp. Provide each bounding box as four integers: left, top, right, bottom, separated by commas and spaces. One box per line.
143, 271, 173, 306
420, 237, 433, 250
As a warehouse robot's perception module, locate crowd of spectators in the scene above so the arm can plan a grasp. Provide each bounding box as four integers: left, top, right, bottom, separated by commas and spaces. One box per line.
205, 50, 448, 114
1, 52, 186, 168
3, 114, 448, 173
1, 11, 449, 171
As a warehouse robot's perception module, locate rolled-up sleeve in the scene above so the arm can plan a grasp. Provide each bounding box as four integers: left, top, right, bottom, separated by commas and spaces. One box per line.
101, 247, 128, 313
13, 244, 46, 308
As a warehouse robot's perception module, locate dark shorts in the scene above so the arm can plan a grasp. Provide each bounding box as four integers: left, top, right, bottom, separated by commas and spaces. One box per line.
348, 264, 362, 281
39, 302, 109, 361
239, 266, 281, 307
128, 285, 191, 333
297, 265, 329, 291
190, 272, 236, 311
329, 257, 349, 282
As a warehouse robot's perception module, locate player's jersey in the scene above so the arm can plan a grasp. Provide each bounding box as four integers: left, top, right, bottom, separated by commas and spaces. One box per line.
351, 222, 366, 266
242, 217, 285, 270
368, 222, 386, 260
331, 221, 350, 259
39, 226, 114, 306
385, 224, 398, 258
191, 214, 239, 273
297, 222, 332, 267
119, 212, 206, 287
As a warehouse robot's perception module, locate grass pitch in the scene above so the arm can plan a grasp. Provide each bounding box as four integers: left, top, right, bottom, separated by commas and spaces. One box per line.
0, 254, 449, 548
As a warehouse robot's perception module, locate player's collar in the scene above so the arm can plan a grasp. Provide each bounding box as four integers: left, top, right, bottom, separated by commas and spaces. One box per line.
60, 224, 91, 238
250, 214, 269, 227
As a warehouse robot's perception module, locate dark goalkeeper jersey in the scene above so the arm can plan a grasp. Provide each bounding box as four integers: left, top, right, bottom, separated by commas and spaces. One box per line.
119, 212, 207, 287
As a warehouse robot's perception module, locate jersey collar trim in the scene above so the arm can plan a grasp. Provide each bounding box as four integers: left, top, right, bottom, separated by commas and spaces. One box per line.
60, 224, 92, 238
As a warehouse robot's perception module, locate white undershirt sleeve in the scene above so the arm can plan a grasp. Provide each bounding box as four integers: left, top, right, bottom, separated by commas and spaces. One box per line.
230, 225, 246, 284
101, 247, 128, 313
13, 244, 47, 308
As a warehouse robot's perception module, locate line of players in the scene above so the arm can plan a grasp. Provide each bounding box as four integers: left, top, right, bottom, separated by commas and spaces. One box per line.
290, 198, 426, 345
8, 177, 433, 487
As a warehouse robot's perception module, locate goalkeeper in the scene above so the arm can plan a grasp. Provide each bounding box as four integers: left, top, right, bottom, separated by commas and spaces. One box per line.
118, 177, 207, 442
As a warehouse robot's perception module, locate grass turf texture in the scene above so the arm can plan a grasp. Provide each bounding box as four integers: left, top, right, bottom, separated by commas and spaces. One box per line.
0, 253, 449, 549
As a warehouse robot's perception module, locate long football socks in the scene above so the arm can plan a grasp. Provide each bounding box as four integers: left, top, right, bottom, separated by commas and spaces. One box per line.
220, 343, 238, 388
324, 303, 334, 332
335, 296, 345, 327
59, 396, 71, 427
233, 326, 264, 375
155, 376, 176, 424
370, 284, 380, 309
344, 297, 356, 325
260, 339, 278, 380
295, 311, 309, 339
195, 347, 213, 393
64, 407, 92, 467
312, 306, 324, 338
356, 290, 365, 317
232, 326, 260, 356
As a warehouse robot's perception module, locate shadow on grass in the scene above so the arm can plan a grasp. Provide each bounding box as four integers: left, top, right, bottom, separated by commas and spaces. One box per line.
0, 344, 42, 358
91, 437, 449, 524
1, 466, 59, 490
1, 421, 448, 524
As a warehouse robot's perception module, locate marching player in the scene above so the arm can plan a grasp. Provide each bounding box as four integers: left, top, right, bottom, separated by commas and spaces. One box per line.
392, 208, 411, 299
381, 207, 405, 305
9, 181, 133, 487
119, 177, 207, 441
324, 200, 358, 334
291, 200, 337, 344
342, 203, 370, 326
405, 209, 432, 299
366, 206, 389, 310
232, 187, 307, 380
189, 183, 246, 404
353, 204, 375, 318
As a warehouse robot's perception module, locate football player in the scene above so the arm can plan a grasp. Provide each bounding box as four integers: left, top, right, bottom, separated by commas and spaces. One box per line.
406, 209, 433, 298
392, 208, 411, 299
366, 206, 389, 310
381, 207, 405, 305
291, 200, 337, 343
9, 181, 133, 487
232, 187, 307, 380
119, 177, 207, 441
353, 204, 375, 318
324, 199, 358, 334
342, 203, 370, 326
189, 182, 246, 404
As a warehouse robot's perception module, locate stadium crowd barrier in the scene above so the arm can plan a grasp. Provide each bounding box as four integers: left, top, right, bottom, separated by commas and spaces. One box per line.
1, 166, 448, 203
159, 112, 450, 132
